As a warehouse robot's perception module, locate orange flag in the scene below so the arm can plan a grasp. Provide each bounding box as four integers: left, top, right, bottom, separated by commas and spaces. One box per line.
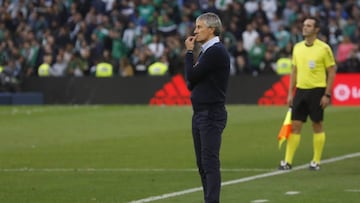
277, 108, 292, 149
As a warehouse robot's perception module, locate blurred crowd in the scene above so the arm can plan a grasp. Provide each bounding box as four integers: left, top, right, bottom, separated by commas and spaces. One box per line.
1, 0, 360, 92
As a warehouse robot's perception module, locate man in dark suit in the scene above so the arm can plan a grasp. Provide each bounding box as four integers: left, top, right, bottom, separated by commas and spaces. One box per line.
184, 12, 230, 203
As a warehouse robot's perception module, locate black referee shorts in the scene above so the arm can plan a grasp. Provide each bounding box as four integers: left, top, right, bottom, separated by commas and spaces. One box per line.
292, 88, 326, 122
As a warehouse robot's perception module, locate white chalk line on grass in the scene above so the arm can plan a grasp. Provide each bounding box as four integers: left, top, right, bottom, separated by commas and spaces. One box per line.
0, 105, 102, 116
0, 168, 272, 173
128, 152, 360, 203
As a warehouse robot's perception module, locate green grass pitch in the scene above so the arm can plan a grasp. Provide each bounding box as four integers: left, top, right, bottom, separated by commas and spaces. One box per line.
0, 105, 359, 203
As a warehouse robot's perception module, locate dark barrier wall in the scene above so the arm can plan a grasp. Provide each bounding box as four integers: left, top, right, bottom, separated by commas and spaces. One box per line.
227, 75, 281, 104
21, 75, 281, 105
21, 77, 168, 104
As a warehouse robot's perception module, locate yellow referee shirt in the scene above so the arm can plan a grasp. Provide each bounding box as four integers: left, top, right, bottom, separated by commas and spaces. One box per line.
292, 39, 335, 89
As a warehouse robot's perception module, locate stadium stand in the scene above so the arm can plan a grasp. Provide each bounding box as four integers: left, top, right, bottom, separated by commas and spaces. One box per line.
0, 0, 360, 93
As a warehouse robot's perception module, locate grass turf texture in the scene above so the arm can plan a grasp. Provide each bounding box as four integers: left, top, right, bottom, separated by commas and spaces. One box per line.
0, 105, 359, 203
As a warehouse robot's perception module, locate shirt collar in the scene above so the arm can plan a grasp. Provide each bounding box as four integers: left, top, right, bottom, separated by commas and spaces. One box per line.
201, 36, 220, 53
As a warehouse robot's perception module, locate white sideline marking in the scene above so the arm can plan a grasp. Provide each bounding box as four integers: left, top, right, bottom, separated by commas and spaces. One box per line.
345, 189, 360, 192
0, 168, 272, 172
251, 200, 269, 203
128, 152, 360, 203
285, 191, 300, 195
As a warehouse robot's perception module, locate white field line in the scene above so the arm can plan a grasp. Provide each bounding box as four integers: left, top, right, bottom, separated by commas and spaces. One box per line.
128, 152, 360, 203
0, 105, 101, 116
0, 168, 272, 173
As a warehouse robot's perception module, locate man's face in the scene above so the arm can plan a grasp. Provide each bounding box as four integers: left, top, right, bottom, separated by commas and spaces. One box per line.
194, 19, 214, 44
302, 19, 318, 38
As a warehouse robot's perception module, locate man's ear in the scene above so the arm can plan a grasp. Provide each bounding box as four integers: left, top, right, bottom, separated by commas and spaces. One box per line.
210, 27, 217, 35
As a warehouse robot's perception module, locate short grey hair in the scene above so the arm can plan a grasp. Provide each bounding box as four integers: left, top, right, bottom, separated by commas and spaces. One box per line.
196, 12, 222, 36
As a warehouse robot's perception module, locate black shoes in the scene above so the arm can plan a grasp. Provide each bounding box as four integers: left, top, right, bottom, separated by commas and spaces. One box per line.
278, 160, 292, 170
278, 160, 321, 170
309, 161, 320, 170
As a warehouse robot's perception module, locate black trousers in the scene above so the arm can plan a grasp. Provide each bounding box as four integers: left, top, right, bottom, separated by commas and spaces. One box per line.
192, 106, 227, 203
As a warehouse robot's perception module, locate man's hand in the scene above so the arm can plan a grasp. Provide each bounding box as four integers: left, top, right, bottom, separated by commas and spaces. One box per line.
287, 95, 293, 107
320, 95, 330, 109
185, 36, 196, 51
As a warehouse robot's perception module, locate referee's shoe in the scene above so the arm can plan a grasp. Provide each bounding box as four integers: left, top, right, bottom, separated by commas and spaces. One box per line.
309, 161, 320, 170
278, 160, 292, 170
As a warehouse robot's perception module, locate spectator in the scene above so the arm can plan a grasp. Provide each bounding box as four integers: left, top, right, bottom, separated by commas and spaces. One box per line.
222, 25, 237, 51
55, 26, 72, 48
109, 19, 128, 69
119, 57, 134, 77
50, 50, 68, 77
66, 51, 88, 77
137, 0, 156, 25
343, 17, 357, 40
132, 47, 152, 76
92, 57, 113, 78
74, 33, 91, 61
91, 0, 107, 15
122, 21, 137, 51
325, 17, 342, 52
157, 13, 177, 37
274, 25, 291, 50
269, 12, 284, 33
37, 54, 52, 77
166, 35, 184, 75
102, 0, 116, 14
248, 37, 266, 76
214, 0, 233, 13
282, 1, 298, 27
118, 0, 136, 18
177, 14, 194, 39
251, 2, 269, 24
336, 35, 355, 72
242, 22, 259, 51
148, 55, 169, 76
261, 0, 277, 21
185, 2, 202, 21
259, 23, 277, 46
289, 24, 303, 45
138, 25, 153, 46
230, 40, 249, 75
343, 48, 360, 72
275, 51, 292, 75
227, 19, 243, 40
225, 1, 247, 37
7, 0, 28, 19
203, 0, 221, 15
26, 35, 41, 77
89, 33, 105, 66
147, 34, 165, 60
260, 49, 277, 74
244, 0, 259, 18
0, 57, 22, 92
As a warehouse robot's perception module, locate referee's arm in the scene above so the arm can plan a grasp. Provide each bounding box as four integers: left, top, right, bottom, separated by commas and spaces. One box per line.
325, 66, 336, 96
321, 65, 336, 109
287, 65, 297, 106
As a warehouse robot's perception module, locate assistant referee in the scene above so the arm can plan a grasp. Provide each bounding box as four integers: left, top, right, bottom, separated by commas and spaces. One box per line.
279, 16, 336, 171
